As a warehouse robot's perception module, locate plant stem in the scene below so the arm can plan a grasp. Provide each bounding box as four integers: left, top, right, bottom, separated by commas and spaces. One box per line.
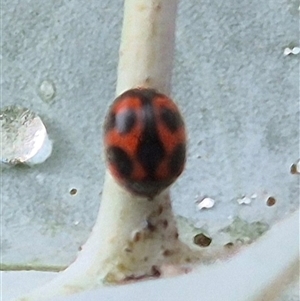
13, 1, 200, 300
116, 0, 177, 95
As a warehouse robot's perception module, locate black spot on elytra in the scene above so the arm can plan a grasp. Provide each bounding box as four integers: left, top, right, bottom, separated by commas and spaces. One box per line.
137, 134, 165, 178
107, 146, 133, 177
104, 111, 116, 132
126, 180, 171, 199
115, 109, 137, 134
160, 107, 183, 132
137, 98, 165, 178
169, 143, 186, 176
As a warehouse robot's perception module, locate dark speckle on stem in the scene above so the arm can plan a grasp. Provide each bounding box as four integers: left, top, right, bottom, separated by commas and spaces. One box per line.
162, 249, 173, 257
151, 265, 161, 277
133, 231, 142, 242
162, 219, 168, 228
146, 220, 156, 232
157, 205, 163, 215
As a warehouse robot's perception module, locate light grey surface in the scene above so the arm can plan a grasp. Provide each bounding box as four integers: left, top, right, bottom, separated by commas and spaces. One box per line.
2, 0, 123, 268
1, 0, 299, 279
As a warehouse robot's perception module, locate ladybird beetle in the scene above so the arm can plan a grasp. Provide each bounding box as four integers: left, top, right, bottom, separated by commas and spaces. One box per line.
103, 88, 186, 198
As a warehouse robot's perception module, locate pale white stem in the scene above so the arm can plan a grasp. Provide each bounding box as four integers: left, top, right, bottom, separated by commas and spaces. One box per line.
116, 0, 177, 95
12, 1, 197, 301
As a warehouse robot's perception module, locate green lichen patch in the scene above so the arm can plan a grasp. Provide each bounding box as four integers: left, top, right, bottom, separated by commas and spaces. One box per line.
221, 217, 269, 244
0, 263, 66, 272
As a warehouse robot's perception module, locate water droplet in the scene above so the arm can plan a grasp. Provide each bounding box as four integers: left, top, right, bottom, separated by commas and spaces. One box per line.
290, 159, 300, 174
284, 46, 300, 56
237, 196, 252, 205
284, 47, 292, 56
196, 197, 215, 210
38, 80, 56, 102
291, 47, 300, 54
0, 106, 52, 166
